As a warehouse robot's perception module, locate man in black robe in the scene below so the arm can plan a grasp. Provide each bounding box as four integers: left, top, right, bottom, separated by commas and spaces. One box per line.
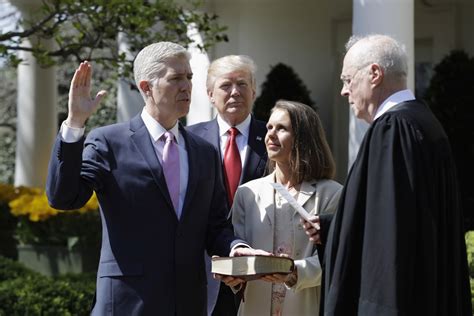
306, 34, 471, 315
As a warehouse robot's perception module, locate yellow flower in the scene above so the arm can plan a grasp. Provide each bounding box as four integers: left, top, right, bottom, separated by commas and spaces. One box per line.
7, 185, 98, 221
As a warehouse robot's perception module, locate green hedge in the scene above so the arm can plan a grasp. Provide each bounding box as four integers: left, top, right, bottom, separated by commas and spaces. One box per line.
0, 255, 35, 282
0, 231, 473, 314
0, 256, 95, 316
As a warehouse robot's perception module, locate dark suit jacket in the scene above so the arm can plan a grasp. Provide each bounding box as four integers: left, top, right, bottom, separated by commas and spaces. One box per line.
46, 114, 243, 316
186, 116, 267, 195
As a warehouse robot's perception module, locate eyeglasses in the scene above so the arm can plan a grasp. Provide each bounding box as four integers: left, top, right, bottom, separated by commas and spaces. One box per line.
340, 63, 371, 88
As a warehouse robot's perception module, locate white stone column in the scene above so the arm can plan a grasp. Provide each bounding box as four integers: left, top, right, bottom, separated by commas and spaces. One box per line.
349, 0, 414, 168
116, 26, 214, 125
117, 80, 144, 122
117, 33, 144, 122
186, 23, 213, 125
10, 0, 57, 188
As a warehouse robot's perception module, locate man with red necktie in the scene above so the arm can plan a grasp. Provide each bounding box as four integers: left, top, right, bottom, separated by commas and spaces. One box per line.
187, 55, 267, 316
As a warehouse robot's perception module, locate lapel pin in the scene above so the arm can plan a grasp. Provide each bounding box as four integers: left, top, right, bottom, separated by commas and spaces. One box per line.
256, 136, 262, 141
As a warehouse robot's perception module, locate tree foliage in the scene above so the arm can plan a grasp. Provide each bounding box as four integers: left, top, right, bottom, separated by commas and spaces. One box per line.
0, 0, 228, 78
253, 63, 316, 122
0, 0, 228, 185
0, 59, 118, 184
424, 50, 474, 231
0, 66, 17, 184
0, 66, 17, 131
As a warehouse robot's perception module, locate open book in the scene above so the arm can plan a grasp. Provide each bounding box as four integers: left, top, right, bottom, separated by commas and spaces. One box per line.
211, 255, 294, 281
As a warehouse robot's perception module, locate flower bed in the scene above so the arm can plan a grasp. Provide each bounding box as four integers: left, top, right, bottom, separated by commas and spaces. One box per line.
0, 183, 101, 275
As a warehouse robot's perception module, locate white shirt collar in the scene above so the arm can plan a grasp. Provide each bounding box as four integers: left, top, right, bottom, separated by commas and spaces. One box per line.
216, 114, 251, 138
374, 89, 416, 121
141, 109, 180, 144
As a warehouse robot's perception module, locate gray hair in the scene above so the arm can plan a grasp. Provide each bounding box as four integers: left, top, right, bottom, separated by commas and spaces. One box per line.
133, 42, 191, 97
345, 34, 408, 82
206, 55, 257, 91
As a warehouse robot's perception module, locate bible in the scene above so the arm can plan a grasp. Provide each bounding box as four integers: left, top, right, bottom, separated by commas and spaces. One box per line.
211, 255, 294, 281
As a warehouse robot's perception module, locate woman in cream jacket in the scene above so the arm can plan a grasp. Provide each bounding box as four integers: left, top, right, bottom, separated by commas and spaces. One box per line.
231, 100, 342, 316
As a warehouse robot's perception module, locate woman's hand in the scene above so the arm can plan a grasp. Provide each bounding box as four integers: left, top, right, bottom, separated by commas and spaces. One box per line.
260, 273, 289, 284
214, 274, 246, 288
261, 253, 298, 286
301, 215, 322, 244
261, 268, 298, 287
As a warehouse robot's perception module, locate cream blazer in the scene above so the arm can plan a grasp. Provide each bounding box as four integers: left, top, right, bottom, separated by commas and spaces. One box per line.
231, 172, 342, 316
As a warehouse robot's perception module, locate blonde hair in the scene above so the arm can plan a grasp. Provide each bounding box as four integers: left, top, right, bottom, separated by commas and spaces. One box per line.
206, 55, 257, 91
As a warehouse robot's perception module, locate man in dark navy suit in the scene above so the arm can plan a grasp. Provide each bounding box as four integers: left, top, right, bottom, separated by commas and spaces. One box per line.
46, 43, 266, 316
187, 55, 267, 316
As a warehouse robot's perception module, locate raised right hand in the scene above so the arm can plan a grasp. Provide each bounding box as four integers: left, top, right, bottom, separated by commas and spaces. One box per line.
66, 61, 107, 128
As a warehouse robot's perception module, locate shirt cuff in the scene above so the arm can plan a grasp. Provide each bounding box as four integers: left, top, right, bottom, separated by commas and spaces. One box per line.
60, 121, 85, 143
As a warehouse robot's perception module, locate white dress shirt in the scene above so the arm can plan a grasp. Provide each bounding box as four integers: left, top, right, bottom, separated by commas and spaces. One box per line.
374, 89, 416, 121
141, 110, 188, 218
216, 114, 251, 180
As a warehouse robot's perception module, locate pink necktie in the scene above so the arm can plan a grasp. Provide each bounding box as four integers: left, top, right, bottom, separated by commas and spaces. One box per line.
223, 127, 241, 206
162, 131, 180, 215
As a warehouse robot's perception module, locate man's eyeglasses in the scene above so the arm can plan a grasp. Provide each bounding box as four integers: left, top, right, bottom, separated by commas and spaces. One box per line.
340, 63, 371, 88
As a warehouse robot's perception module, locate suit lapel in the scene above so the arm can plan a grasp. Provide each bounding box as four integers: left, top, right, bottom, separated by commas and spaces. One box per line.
241, 117, 267, 184
129, 115, 175, 212
295, 180, 317, 217
203, 119, 222, 161
180, 125, 198, 218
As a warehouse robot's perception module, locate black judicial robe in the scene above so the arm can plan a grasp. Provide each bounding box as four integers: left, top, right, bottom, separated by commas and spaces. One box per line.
324, 100, 471, 316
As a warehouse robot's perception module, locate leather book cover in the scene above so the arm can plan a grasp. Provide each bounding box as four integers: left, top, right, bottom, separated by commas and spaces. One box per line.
211, 255, 294, 281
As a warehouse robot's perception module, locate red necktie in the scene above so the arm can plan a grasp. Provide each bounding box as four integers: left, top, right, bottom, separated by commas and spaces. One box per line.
223, 127, 241, 206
